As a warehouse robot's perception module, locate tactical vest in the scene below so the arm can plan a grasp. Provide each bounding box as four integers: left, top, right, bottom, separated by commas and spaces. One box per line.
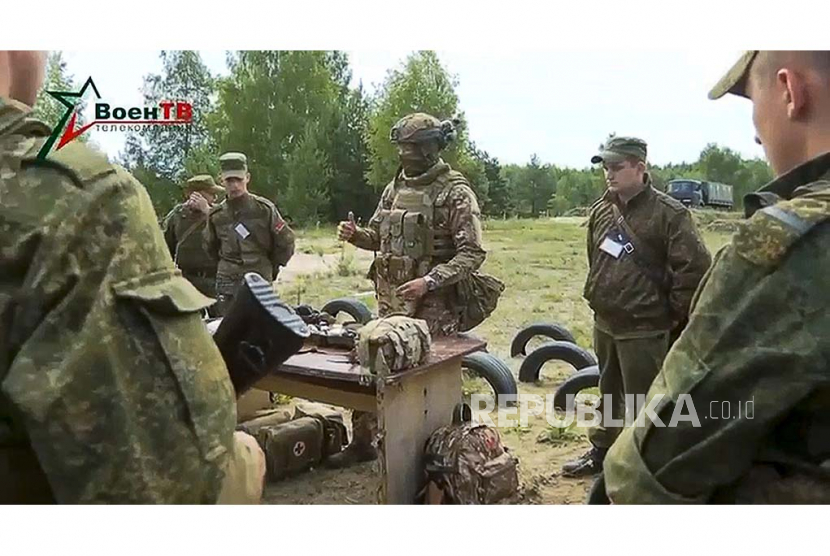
374, 166, 463, 314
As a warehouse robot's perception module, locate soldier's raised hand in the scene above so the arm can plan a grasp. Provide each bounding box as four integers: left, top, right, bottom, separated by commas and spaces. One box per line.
337, 210, 357, 242
187, 192, 210, 215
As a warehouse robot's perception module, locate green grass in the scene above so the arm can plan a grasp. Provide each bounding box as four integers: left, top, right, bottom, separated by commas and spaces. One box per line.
281, 217, 735, 469
277, 270, 377, 313
295, 224, 343, 255
287, 217, 733, 363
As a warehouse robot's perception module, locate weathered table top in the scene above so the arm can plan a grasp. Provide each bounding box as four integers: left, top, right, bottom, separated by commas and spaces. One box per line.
274, 334, 486, 385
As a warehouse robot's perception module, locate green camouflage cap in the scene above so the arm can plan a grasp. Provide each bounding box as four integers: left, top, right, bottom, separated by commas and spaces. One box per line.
591, 136, 648, 164
184, 174, 224, 195
708, 51, 758, 100
219, 152, 248, 179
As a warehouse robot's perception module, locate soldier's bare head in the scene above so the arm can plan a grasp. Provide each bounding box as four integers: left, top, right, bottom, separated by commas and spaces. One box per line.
0, 51, 47, 107
745, 51, 830, 175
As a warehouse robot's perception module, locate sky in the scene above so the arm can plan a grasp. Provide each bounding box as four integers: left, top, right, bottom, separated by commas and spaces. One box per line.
60, 50, 764, 169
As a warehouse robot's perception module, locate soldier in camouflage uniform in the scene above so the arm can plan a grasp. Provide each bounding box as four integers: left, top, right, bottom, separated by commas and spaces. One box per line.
333, 113, 488, 467
0, 51, 264, 503
605, 51, 830, 503
562, 136, 712, 478
161, 175, 224, 299
204, 152, 296, 316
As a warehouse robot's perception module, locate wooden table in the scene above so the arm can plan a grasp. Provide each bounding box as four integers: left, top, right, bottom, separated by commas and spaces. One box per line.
254, 334, 486, 504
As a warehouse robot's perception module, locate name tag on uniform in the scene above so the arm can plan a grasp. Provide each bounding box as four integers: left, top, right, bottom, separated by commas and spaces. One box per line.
599, 236, 624, 259
234, 223, 251, 239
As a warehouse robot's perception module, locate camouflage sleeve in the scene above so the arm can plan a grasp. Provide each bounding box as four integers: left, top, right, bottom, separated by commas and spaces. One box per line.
586, 209, 596, 267
203, 209, 220, 265
603, 232, 830, 503
161, 207, 178, 258
665, 210, 712, 325
3, 170, 236, 503
349, 183, 393, 252
426, 184, 487, 288
268, 206, 295, 270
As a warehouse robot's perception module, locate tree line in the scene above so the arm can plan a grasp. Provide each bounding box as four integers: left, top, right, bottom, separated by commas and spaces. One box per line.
39, 51, 774, 223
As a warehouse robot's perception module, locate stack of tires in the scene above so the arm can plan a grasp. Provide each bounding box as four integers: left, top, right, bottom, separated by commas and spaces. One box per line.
510, 323, 600, 410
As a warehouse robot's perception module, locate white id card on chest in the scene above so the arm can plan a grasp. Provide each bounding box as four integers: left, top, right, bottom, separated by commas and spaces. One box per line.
234, 223, 251, 239
599, 236, 624, 258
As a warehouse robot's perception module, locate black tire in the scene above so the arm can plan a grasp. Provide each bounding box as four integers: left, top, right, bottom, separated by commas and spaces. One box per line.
320, 298, 373, 325
552, 365, 600, 411
586, 473, 610, 505
510, 323, 577, 357
462, 351, 518, 407
518, 341, 597, 383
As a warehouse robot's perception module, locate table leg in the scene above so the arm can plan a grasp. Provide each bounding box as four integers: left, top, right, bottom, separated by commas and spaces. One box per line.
375, 357, 463, 504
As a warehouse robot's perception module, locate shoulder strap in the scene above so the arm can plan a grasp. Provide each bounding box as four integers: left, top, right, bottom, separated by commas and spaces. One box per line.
435, 172, 470, 207
610, 204, 668, 289
173, 215, 207, 265
736, 192, 830, 267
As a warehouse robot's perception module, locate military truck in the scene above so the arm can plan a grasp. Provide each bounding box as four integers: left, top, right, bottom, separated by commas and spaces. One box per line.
667, 179, 734, 210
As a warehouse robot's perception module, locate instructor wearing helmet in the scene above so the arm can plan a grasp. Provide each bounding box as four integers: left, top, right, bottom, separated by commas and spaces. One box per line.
332, 113, 492, 467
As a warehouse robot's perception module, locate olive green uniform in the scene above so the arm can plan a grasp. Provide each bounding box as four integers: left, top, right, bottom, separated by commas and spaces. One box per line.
606, 153, 830, 503
584, 139, 711, 449
605, 52, 830, 503
0, 97, 255, 503
162, 203, 218, 298
204, 192, 295, 315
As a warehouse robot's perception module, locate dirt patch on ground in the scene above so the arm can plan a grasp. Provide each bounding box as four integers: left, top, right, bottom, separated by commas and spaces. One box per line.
279, 250, 375, 284
260, 373, 594, 505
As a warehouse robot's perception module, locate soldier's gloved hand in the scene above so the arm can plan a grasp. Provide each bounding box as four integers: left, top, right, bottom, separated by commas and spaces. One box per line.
337, 211, 357, 242
396, 278, 429, 301
187, 192, 211, 215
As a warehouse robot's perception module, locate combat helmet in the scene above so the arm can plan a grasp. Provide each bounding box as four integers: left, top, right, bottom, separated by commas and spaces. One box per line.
390, 113, 458, 149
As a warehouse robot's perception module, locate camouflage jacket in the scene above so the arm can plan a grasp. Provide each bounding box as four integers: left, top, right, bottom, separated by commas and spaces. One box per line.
584, 181, 711, 337
0, 97, 236, 503
204, 192, 295, 283
162, 202, 218, 275
604, 152, 830, 504
350, 162, 487, 289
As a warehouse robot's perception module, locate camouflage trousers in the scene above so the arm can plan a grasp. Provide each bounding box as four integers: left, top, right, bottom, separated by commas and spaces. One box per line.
351, 289, 459, 450
212, 270, 280, 317
211, 274, 244, 317
588, 325, 670, 449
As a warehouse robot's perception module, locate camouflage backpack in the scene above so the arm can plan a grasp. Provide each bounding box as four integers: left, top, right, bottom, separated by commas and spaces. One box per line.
423, 406, 519, 504
357, 316, 431, 375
